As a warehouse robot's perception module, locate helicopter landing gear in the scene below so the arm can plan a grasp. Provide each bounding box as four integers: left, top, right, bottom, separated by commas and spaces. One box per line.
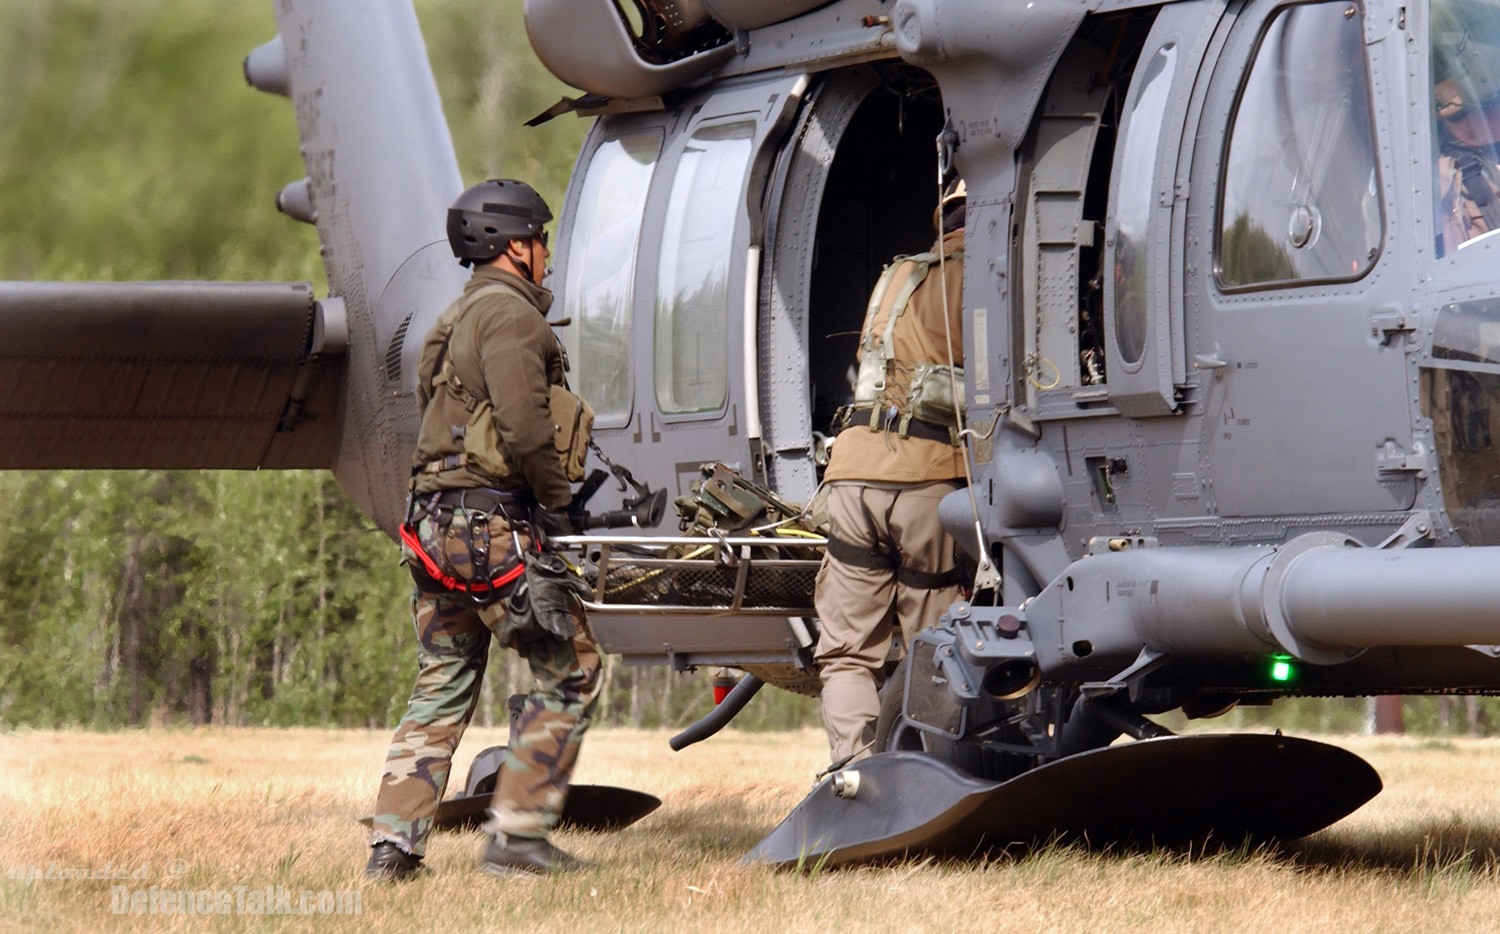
745, 730, 1382, 869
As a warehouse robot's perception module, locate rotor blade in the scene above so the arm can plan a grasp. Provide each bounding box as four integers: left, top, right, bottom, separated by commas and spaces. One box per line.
0, 281, 338, 468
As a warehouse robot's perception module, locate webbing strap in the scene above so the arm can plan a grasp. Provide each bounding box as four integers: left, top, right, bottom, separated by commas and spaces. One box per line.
859, 261, 903, 352
431, 281, 527, 406
420, 453, 469, 474
825, 533, 896, 571
896, 565, 964, 591
880, 257, 932, 364
825, 534, 963, 590
836, 405, 958, 446
398, 521, 529, 596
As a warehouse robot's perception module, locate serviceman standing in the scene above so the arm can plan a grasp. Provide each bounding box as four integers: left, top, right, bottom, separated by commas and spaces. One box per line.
815, 182, 967, 767
365, 179, 602, 879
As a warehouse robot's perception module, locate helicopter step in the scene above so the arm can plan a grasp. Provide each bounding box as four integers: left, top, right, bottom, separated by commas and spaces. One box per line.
744, 733, 1381, 869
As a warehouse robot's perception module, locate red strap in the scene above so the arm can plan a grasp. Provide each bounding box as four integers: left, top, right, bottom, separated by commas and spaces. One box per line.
399, 522, 530, 595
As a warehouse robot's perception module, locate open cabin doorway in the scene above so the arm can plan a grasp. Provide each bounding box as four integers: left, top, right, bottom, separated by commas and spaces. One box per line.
762, 65, 946, 500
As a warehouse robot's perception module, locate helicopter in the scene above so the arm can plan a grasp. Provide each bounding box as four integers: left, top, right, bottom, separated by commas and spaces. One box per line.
9, 0, 1500, 866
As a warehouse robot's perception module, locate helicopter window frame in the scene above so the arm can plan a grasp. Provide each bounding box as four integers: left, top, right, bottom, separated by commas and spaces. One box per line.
1420, 296, 1500, 545
1428, 0, 1500, 259
1212, 0, 1386, 292
652, 116, 758, 419
558, 126, 665, 429
1090, 3, 1207, 420
1111, 40, 1179, 373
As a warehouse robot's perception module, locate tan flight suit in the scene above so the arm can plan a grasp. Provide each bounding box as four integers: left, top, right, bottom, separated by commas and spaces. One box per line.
370, 265, 602, 857
815, 228, 966, 765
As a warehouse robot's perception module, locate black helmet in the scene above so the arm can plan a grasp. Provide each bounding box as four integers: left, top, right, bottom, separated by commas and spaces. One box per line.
446, 179, 553, 267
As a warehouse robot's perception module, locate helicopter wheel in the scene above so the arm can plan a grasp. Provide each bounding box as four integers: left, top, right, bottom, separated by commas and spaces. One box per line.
873, 660, 1108, 782
872, 657, 981, 773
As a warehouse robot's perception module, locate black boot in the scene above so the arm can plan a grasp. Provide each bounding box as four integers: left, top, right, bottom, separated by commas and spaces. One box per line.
480, 834, 585, 876
365, 842, 423, 881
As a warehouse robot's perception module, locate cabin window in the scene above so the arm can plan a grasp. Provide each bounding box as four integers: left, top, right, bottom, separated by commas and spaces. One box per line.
1114, 43, 1176, 365
1423, 299, 1500, 544
1216, 1, 1382, 288
1431, 0, 1500, 257
561, 131, 661, 423
655, 120, 754, 415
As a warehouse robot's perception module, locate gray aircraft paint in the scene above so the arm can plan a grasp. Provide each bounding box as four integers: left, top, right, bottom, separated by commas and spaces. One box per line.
8, 0, 1500, 754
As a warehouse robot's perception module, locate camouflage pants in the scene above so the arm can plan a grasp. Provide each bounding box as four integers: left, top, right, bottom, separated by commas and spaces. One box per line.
369, 586, 602, 856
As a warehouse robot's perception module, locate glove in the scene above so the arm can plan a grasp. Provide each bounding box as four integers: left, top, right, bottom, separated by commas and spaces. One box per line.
499, 551, 592, 653
533, 507, 582, 538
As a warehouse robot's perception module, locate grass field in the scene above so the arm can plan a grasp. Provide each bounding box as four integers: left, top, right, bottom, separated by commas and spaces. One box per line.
5, 726, 1500, 932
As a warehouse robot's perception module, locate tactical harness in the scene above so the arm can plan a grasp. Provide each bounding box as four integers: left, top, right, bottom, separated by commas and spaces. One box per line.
400, 489, 588, 650
401, 282, 592, 605
414, 282, 594, 484
827, 249, 968, 590
399, 489, 535, 601
823, 487, 965, 591
836, 249, 965, 446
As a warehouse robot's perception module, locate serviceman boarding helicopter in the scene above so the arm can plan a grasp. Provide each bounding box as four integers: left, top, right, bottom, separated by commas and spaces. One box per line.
12, 0, 1500, 865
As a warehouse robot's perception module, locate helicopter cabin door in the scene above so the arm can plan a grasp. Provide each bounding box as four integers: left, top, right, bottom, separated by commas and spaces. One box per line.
1014, 8, 1215, 424
759, 66, 949, 501
1184, 0, 1411, 519
1101, 4, 1224, 417
556, 74, 807, 513
551, 76, 812, 669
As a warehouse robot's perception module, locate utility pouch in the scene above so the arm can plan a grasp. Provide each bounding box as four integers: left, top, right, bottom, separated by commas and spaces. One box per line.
851, 352, 886, 408
499, 550, 591, 653
460, 398, 514, 481
907, 362, 965, 428
399, 499, 532, 603
550, 384, 595, 483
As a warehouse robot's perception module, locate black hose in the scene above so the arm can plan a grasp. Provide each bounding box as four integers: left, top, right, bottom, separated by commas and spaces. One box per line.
1057, 695, 1173, 757
668, 674, 765, 750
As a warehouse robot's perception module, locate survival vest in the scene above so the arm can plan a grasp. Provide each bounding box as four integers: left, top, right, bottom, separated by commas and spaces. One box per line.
417, 282, 594, 485
846, 249, 965, 444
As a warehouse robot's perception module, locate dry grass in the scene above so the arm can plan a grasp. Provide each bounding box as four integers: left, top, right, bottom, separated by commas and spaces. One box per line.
5, 727, 1500, 932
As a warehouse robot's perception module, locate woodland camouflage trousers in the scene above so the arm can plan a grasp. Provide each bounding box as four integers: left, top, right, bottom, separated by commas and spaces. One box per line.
369, 588, 603, 856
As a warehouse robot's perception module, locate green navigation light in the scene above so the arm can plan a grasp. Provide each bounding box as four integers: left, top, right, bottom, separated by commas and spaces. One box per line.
1270, 654, 1294, 683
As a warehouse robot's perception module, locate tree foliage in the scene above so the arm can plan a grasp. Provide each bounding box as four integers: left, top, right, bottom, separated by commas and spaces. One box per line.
0, 0, 819, 732
2, 2, 1459, 739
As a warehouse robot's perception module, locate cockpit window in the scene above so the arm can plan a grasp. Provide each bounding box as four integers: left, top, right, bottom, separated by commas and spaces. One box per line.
562, 131, 661, 423
1432, 0, 1500, 256
655, 120, 754, 415
1216, 2, 1382, 288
